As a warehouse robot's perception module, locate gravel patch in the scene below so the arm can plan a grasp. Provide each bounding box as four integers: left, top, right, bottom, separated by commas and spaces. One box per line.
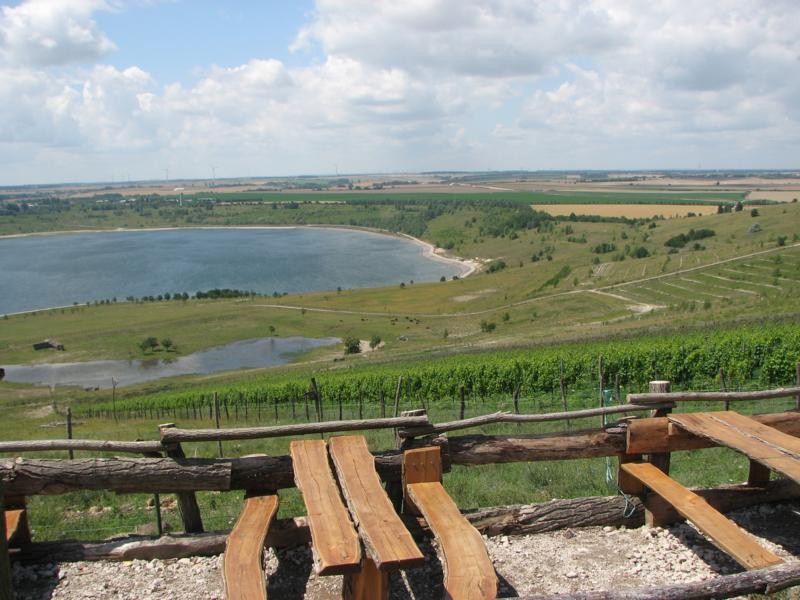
11, 502, 800, 599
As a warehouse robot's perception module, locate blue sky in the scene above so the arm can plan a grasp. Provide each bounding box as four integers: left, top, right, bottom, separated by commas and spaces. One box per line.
94, 2, 317, 84
0, 1, 798, 185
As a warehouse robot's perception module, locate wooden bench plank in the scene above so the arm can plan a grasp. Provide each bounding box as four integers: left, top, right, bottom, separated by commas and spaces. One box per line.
223, 494, 279, 600
328, 435, 424, 571
407, 482, 497, 600
621, 462, 782, 570
290, 440, 361, 575
669, 412, 800, 484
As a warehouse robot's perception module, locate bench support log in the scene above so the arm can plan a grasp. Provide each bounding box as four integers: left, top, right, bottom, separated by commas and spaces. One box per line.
159, 424, 204, 534
0, 483, 14, 600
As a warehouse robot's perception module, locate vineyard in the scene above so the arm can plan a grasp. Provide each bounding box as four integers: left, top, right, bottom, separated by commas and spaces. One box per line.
77, 322, 800, 420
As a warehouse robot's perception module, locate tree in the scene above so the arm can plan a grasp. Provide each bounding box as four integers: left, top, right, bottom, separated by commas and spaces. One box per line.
343, 337, 361, 354
161, 338, 174, 351
750, 208, 760, 217
139, 337, 159, 353
369, 335, 382, 350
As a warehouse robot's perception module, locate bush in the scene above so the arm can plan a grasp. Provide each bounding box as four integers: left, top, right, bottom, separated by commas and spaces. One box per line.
487, 260, 507, 273
369, 335, 382, 350
632, 246, 650, 259
139, 337, 159, 352
592, 242, 616, 254
343, 337, 361, 354
479, 320, 496, 333
751, 208, 760, 217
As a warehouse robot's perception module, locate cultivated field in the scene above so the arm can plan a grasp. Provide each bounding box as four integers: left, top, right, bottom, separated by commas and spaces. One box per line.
535, 203, 720, 218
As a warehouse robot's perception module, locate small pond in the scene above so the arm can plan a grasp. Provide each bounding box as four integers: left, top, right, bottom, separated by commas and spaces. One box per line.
1, 336, 340, 389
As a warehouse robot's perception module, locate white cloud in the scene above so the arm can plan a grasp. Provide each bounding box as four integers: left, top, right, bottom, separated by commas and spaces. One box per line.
0, 0, 115, 67
1, 0, 799, 183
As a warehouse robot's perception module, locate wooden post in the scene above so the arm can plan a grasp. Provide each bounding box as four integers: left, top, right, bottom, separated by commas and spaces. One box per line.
598, 355, 605, 428
459, 385, 466, 420
747, 460, 771, 488
153, 492, 163, 537
304, 389, 311, 421
379, 391, 386, 418
310, 378, 323, 421
796, 363, 800, 410
358, 396, 363, 420
66, 407, 74, 460
393, 377, 403, 419
214, 394, 223, 458
338, 394, 343, 421
559, 360, 568, 426
720, 368, 729, 411
0, 482, 13, 600
647, 381, 672, 476
274, 397, 279, 423
291, 396, 296, 420
158, 424, 204, 534
512, 385, 520, 415
386, 408, 426, 511
343, 557, 388, 600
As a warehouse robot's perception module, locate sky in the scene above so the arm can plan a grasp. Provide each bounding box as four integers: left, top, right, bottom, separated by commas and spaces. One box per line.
0, 0, 798, 185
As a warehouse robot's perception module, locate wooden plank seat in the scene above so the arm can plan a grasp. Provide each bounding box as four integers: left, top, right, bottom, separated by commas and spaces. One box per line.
669, 411, 800, 484
329, 435, 425, 600
223, 493, 279, 600
290, 439, 361, 575
621, 462, 782, 571
404, 447, 497, 600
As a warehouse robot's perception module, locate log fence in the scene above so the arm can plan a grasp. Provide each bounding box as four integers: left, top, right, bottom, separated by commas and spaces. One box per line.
4, 381, 800, 599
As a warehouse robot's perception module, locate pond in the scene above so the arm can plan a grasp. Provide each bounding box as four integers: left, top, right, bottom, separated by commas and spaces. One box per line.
1, 336, 340, 388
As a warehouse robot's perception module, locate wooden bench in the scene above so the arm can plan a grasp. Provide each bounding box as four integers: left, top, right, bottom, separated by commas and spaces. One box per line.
329, 435, 425, 600
290, 439, 361, 575
403, 447, 497, 600
620, 462, 782, 571
223, 493, 279, 600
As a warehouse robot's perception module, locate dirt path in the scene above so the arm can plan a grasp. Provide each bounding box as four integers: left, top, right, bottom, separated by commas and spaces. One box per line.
12, 502, 800, 599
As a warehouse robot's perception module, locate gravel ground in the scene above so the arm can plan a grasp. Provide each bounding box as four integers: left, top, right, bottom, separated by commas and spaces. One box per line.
11, 502, 800, 599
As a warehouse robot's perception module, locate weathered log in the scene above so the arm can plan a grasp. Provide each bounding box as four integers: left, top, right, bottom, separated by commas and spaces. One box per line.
627, 411, 800, 454
0, 440, 163, 455
15, 517, 310, 563
160, 416, 430, 444
159, 426, 204, 534
0, 450, 409, 496
520, 561, 800, 599
0, 458, 231, 496
13, 480, 800, 565
447, 427, 628, 465
628, 386, 800, 405
398, 405, 673, 438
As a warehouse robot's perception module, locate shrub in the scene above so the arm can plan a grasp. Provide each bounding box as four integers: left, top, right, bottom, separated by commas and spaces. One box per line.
487, 260, 507, 273
369, 335, 382, 350
592, 242, 616, 254
343, 337, 361, 354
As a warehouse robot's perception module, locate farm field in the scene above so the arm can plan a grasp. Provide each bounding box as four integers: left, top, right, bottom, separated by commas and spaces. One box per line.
535, 203, 719, 218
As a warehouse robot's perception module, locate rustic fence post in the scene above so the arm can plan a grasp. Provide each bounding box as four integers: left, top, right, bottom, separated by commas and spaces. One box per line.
796, 363, 800, 410
386, 408, 427, 511
66, 407, 74, 460
0, 482, 13, 600
598, 356, 605, 428
214, 394, 223, 458
648, 381, 672, 475
512, 385, 520, 415
720, 368, 729, 411
380, 391, 386, 418
459, 385, 466, 420
393, 377, 403, 419
158, 423, 204, 534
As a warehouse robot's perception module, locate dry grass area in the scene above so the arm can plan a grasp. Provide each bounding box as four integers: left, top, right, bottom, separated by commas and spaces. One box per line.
534, 203, 720, 218
747, 190, 800, 202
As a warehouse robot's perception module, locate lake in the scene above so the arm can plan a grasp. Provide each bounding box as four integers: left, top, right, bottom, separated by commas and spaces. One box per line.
1, 336, 340, 388
0, 227, 468, 314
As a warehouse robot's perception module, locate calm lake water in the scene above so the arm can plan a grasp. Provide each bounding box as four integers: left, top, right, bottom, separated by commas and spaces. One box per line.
0, 227, 467, 314
2, 336, 340, 388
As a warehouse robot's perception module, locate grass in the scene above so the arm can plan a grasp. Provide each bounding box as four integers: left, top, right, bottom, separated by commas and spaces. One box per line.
3, 185, 800, 544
